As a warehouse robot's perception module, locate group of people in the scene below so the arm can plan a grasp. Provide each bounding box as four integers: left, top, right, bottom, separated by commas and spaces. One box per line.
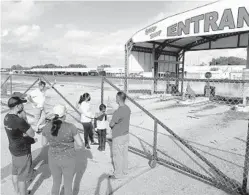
4, 80, 131, 195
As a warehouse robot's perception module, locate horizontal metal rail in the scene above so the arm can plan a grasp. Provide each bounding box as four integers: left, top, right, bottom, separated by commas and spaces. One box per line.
103, 76, 249, 84
103, 77, 242, 193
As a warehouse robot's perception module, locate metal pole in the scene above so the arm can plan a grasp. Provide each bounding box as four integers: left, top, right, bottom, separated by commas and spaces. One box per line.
1, 75, 10, 88
41, 76, 81, 115
247, 33, 249, 69
243, 34, 249, 106
152, 43, 155, 94
153, 120, 158, 159
104, 77, 241, 192
181, 51, 185, 96
124, 45, 128, 93
22, 78, 40, 96
9, 75, 12, 95
101, 76, 104, 104
242, 120, 249, 193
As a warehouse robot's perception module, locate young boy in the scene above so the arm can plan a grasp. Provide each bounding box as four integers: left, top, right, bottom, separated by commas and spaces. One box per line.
94, 104, 108, 151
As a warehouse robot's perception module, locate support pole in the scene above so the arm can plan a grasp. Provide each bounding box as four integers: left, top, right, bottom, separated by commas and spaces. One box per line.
175, 54, 179, 93
181, 51, 185, 96
242, 120, 249, 193
153, 120, 158, 159
151, 43, 156, 94
243, 34, 249, 106
1, 75, 10, 88
124, 45, 129, 93
101, 76, 104, 104
10, 75, 12, 95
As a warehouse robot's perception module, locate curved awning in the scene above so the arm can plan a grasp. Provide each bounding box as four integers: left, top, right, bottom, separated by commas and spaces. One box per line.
128, 0, 249, 55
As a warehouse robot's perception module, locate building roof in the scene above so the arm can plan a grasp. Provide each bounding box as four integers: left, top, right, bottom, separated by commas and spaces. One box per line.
128, 0, 249, 55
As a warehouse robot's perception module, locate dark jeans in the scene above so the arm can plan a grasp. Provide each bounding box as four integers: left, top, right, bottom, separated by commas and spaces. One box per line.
97, 129, 106, 150
82, 122, 94, 146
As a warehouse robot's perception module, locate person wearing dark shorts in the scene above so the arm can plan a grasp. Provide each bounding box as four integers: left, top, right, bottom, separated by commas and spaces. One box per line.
4, 96, 36, 195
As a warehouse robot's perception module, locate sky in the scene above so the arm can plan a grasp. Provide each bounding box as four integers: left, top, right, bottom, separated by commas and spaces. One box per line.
1, 0, 247, 68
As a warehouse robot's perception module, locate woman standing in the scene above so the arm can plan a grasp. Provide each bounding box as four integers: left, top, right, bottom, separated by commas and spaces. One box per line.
77, 93, 96, 149
41, 104, 83, 195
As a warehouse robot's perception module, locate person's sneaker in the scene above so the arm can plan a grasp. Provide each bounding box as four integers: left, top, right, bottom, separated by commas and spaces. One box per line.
91, 141, 97, 145
86, 145, 91, 149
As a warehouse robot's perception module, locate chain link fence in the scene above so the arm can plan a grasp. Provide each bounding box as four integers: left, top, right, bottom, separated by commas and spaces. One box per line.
101, 76, 249, 195
1, 74, 249, 194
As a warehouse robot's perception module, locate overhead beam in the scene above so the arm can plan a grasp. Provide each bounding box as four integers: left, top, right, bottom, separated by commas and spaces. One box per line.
156, 38, 181, 50
148, 41, 184, 50
200, 36, 217, 42
131, 46, 178, 56
185, 32, 242, 51
156, 38, 181, 59
155, 60, 182, 64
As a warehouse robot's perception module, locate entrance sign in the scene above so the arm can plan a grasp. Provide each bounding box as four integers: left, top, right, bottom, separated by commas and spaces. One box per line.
132, 1, 249, 43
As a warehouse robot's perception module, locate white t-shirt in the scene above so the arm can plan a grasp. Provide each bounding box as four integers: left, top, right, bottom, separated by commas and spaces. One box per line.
29, 88, 46, 108
79, 102, 94, 123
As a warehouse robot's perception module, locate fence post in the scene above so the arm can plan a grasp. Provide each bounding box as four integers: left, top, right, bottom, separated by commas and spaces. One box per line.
153, 120, 158, 159
149, 120, 158, 168
10, 74, 13, 95
242, 120, 249, 193
101, 76, 104, 104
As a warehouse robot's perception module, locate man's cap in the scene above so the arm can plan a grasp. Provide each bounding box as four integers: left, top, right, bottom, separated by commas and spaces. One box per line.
11, 92, 27, 98
53, 104, 67, 117
8, 96, 27, 108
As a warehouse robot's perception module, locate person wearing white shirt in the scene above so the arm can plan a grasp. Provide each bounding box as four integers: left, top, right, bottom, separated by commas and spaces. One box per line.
27, 80, 55, 133
77, 93, 96, 149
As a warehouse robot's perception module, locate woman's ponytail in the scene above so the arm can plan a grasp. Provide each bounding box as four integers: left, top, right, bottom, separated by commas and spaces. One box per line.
51, 114, 62, 136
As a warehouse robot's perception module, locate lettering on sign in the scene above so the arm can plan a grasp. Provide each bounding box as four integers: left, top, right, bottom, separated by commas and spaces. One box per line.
150, 30, 162, 39
165, 7, 249, 37
145, 26, 157, 35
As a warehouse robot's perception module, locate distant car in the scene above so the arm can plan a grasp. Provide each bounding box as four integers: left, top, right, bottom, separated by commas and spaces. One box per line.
88, 71, 98, 76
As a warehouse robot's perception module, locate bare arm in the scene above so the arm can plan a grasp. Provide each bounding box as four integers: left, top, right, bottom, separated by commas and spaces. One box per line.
41, 135, 48, 146
26, 94, 36, 104
109, 121, 115, 128
25, 127, 35, 138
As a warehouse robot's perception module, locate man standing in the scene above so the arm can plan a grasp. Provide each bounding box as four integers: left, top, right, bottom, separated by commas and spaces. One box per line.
109, 91, 131, 179
4, 96, 36, 195
27, 79, 55, 133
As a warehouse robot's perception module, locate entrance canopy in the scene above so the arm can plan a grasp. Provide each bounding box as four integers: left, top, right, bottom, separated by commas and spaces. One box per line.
124, 0, 249, 93
129, 0, 249, 54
